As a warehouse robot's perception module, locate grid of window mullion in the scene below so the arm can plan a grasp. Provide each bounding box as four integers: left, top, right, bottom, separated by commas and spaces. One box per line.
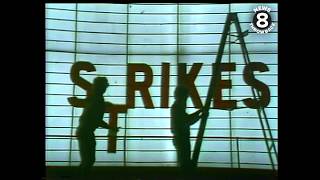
228, 4, 233, 168
176, 3, 180, 166
45, 3, 278, 169
69, 4, 77, 166
124, 3, 129, 167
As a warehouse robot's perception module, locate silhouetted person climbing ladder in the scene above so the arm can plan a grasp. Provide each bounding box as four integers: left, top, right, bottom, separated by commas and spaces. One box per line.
76, 77, 119, 178
171, 85, 209, 174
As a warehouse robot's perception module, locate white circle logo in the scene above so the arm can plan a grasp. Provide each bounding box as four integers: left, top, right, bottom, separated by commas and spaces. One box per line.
250, 6, 275, 34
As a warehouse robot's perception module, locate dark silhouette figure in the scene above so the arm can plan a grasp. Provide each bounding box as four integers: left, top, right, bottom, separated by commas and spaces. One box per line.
76, 77, 119, 177
171, 85, 208, 174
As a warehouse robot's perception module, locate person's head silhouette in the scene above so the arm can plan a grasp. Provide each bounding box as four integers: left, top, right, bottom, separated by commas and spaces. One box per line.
92, 77, 109, 96
174, 85, 189, 102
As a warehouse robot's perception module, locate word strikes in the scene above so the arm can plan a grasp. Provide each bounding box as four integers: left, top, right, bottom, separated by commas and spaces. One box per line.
69, 61, 270, 110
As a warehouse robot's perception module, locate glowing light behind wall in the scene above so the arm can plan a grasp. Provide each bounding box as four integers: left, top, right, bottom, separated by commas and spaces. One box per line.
46, 3, 278, 169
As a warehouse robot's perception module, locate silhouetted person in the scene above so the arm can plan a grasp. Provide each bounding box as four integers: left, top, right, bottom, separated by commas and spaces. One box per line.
171, 85, 208, 174
76, 77, 119, 177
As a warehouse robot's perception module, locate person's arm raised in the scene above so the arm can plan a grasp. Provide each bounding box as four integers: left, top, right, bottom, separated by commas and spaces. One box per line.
187, 109, 202, 125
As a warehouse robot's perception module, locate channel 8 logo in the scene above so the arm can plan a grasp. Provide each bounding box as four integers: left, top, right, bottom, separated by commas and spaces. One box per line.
250, 6, 275, 34
253, 11, 271, 29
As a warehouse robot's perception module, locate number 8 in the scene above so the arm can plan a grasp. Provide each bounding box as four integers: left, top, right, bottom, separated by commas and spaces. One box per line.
256, 12, 269, 28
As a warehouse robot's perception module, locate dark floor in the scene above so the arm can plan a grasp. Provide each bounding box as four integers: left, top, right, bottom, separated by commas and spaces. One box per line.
46, 166, 278, 180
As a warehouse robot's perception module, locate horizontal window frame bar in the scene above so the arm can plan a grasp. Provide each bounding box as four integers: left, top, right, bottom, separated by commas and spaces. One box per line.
45, 104, 278, 109
45, 115, 277, 119
45, 149, 277, 154
45, 82, 279, 87
45, 126, 278, 131
45, 71, 278, 76
45, 135, 278, 141
45, 61, 278, 66
46, 17, 278, 25
45, 49, 278, 55
46, 28, 278, 35
45, 93, 279, 98
46, 39, 278, 46
46, 7, 277, 15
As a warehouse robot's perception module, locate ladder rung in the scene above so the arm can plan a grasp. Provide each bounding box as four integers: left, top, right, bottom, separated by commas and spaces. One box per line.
268, 142, 277, 152
225, 41, 237, 44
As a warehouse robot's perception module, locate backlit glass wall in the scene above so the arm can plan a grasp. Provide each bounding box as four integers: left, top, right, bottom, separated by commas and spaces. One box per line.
46, 3, 278, 169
